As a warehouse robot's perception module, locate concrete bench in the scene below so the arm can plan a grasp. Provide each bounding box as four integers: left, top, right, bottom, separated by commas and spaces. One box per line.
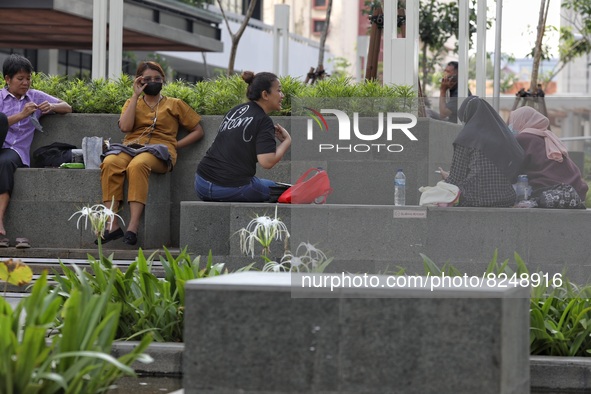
179, 202, 591, 283
183, 271, 530, 393
4, 113, 461, 252
8, 168, 170, 249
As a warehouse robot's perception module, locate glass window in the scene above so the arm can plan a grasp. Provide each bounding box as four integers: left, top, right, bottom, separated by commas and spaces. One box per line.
313, 0, 327, 9
312, 19, 326, 34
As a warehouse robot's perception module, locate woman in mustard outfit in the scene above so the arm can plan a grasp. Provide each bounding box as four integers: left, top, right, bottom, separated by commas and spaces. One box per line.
100, 61, 204, 245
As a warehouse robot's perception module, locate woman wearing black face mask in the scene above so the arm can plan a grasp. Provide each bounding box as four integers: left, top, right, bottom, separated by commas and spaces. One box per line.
99, 61, 204, 246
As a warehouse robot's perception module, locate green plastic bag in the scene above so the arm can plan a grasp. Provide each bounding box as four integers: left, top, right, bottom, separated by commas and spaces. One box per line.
59, 162, 85, 169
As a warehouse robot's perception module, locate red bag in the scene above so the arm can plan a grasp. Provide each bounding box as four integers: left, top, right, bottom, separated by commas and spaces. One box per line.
278, 167, 333, 204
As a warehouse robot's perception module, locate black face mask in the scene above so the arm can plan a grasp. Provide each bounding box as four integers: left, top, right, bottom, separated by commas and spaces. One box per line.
143, 82, 163, 96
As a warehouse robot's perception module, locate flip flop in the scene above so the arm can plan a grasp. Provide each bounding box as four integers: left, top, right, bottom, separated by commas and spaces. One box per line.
15, 237, 31, 249
0, 238, 9, 248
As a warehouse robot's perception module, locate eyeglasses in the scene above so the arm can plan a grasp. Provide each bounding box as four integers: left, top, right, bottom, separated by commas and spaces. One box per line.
142, 77, 163, 83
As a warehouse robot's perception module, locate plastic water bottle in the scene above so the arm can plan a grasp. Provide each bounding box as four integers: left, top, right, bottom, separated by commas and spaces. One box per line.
394, 169, 406, 206
515, 174, 530, 203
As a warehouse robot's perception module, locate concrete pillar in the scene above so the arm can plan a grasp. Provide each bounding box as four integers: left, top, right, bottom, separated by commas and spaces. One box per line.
92, 0, 108, 80
273, 4, 290, 76
108, 0, 124, 80
458, 0, 470, 99
356, 35, 369, 82
475, 0, 487, 96
493, 0, 503, 111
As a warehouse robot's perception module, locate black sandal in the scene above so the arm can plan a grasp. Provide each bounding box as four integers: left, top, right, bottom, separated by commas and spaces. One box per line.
123, 231, 137, 246
95, 228, 124, 245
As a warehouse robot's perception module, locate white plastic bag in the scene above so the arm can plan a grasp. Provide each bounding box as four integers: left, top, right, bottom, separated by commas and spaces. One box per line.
419, 181, 461, 206
82, 136, 103, 169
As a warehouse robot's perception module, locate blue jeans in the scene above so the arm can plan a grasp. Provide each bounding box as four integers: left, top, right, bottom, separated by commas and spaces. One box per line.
195, 174, 276, 202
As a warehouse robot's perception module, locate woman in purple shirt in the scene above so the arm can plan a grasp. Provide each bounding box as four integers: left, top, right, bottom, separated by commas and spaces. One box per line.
0, 54, 72, 246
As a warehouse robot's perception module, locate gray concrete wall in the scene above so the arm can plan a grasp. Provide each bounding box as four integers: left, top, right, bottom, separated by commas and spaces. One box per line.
183, 272, 530, 394
180, 202, 591, 284
8, 168, 170, 249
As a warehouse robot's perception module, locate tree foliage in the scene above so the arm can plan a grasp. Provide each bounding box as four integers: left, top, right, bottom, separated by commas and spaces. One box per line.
468, 53, 518, 94
418, 0, 481, 94
362, 0, 482, 93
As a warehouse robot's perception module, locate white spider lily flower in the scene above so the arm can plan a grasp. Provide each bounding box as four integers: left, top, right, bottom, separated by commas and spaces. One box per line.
238, 206, 290, 258
296, 242, 328, 269
277, 242, 331, 272
262, 259, 290, 272
68, 206, 94, 230
69, 198, 125, 238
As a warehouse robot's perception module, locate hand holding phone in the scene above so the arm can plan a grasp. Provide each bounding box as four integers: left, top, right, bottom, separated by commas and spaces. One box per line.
437, 167, 449, 180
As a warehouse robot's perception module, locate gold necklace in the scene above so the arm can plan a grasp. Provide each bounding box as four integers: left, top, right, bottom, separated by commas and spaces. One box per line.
126, 96, 161, 147
143, 95, 162, 111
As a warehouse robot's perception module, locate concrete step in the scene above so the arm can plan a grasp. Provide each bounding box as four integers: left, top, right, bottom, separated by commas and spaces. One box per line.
0, 247, 179, 293
0, 247, 177, 263
180, 202, 591, 285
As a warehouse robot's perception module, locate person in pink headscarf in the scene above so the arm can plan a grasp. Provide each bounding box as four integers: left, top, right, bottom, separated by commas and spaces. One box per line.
508, 106, 588, 207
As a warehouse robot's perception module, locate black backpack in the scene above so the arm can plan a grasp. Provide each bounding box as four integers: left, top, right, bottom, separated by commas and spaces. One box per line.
32, 142, 77, 168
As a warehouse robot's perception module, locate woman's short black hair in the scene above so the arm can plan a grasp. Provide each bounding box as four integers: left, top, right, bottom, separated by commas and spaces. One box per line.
3, 54, 34, 79
242, 71, 278, 101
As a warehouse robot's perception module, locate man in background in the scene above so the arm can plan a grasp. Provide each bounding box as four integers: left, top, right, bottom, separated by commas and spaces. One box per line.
439, 61, 460, 123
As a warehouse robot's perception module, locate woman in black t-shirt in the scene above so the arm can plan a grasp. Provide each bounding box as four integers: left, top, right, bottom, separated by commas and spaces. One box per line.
195, 71, 291, 202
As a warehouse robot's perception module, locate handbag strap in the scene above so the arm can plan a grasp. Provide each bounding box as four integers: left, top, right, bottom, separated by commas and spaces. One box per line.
295, 167, 322, 184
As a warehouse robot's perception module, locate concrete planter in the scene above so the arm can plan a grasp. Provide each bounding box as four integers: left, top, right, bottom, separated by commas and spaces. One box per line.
114, 339, 591, 392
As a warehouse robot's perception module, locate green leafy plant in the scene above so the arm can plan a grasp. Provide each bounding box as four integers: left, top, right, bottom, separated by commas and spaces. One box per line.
1, 72, 416, 116
416, 251, 591, 357
200, 74, 248, 115
64, 203, 235, 342
59, 203, 330, 344
0, 271, 152, 393
529, 278, 591, 357
54, 247, 226, 343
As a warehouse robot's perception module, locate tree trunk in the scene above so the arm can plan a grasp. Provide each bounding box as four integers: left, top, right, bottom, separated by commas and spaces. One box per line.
530, 0, 550, 93
365, 3, 383, 81
317, 0, 333, 72
217, 0, 259, 75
